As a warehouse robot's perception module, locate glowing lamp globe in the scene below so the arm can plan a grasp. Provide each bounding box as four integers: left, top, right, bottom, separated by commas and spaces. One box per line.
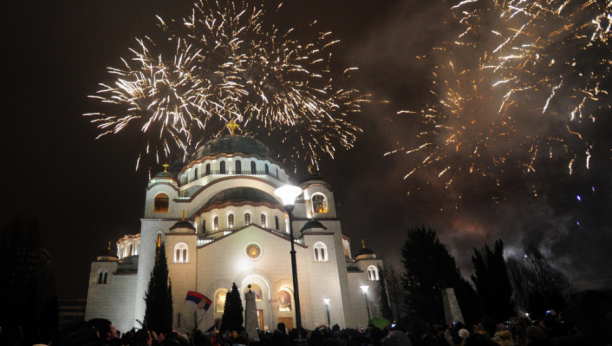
275, 185, 303, 207
360, 285, 369, 294
323, 298, 330, 305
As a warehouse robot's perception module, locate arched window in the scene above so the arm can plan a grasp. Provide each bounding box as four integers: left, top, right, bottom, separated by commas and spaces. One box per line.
220, 161, 226, 174
244, 212, 251, 225
97, 269, 109, 284
275, 216, 279, 230
195, 167, 198, 179
265, 164, 269, 175
215, 290, 228, 313
206, 163, 211, 175
174, 243, 188, 263
177, 313, 182, 327
276, 168, 279, 178
367, 265, 379, 281
129, 244, 133, 256
202, 220, 206, 233
251, 161, 256, 174
236, 161, 242, 174
261, 214, 267, 228
213, 216, 219, 231
312, 194, 328, 214
278, 290, 292, 311
228, 213, 234, 229
154, 193, 169, 213
314, 242, 328, 262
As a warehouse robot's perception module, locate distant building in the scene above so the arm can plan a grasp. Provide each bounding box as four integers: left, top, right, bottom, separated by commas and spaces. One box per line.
58, 299, 86, 329
85, 135, 383, 333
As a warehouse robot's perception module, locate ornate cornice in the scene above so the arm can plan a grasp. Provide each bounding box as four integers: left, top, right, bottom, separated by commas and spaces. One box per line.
173, 176, 280, 203
197, 223, 307, 249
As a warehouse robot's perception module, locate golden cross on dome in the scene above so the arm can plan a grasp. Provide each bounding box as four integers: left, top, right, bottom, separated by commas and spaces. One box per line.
308, 165, 314, 174
108, 241, 111, 250
308, 212, 314, 220
182, 210, 186, 220
225, 119, 240, 135
163, 163, 169, 172
362, 239, 366, 248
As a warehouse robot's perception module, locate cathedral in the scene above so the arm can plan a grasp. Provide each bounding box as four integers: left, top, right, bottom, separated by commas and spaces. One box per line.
85, 133, 383, 334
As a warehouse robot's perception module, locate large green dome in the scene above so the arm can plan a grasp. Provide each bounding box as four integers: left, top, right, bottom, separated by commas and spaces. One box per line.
202, 187, 282, 210
192, 136, 275, 161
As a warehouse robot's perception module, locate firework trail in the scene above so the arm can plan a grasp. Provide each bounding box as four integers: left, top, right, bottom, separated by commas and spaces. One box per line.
86, 0, 367, 168
389, 0, 612, 195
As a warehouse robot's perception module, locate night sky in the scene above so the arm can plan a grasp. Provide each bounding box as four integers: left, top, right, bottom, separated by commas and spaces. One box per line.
2, 0, 611, 300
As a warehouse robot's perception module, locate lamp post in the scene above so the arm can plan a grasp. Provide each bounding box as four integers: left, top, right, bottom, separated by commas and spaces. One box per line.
323, 299, 331, 327
360, 285, 371, 321
275, 185, 305, 346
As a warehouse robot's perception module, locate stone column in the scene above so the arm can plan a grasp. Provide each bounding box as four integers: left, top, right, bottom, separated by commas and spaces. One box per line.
442, 288, 464, 324
245, 289, 260, 341
270, 300, 279, 330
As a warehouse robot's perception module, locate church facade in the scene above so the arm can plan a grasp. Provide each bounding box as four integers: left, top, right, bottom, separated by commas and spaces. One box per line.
85, 135, 383, 334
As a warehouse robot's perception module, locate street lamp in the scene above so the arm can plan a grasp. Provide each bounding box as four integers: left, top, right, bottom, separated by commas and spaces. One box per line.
275, 185, 305, 346
323, 299, 331, 327
360, 285, 371, 321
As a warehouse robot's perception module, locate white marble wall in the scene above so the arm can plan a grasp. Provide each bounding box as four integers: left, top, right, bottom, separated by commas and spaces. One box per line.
85, 261, 137, 333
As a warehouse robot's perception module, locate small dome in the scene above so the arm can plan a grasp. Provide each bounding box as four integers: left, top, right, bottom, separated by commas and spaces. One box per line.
154, 171, 175, 179
202, 187, 282, 210
357, 247, 375, 256
299, 166, 330, 186
191, 136, 275, 161
170, 220, 196, 231
355, 240, 376, 260
97, 247, 118, 261
300, 219, 328, 233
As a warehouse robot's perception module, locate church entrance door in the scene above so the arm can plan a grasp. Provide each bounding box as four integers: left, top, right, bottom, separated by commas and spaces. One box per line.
256, 309, 264, 330
278, 317, 293, 331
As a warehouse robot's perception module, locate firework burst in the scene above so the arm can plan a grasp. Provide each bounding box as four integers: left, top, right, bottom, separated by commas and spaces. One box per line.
390, 0, 612, 196
86, 0, 367, 168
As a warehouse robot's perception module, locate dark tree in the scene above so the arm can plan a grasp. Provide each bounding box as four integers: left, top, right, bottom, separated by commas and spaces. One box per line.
507, 243, 572, 319
401, 226, 480, 324
377, 265, 393, 321
471, 239, 515, 322
0, 215, 55, 346
221, 283, 244, 332
143, 242, 173, 332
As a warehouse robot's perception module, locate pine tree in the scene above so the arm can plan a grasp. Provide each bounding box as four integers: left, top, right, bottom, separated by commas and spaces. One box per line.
221, 283, 244, 332
143, 242, 173, 332
401, 226, 480, 324
471, 239, 515, 322
378, 265, 394, 321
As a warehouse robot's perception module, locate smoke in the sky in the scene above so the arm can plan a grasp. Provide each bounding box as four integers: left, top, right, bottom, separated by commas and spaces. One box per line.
338, 0, 612, 290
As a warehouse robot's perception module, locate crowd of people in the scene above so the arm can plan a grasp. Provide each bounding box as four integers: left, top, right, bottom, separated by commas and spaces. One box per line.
38, 309, 609, 346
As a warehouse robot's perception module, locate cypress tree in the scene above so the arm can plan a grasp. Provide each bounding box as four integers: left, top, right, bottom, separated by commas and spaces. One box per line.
471, 239, 515, 322
143, 242, 173, 332
401, 226, 480, 324
221, 283, 244, 332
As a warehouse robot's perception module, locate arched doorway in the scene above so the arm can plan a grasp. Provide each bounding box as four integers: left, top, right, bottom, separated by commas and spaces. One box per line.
241, 277, 270, 331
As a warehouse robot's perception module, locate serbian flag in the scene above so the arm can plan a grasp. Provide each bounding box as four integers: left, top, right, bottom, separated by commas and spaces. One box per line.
185, 291, 212, 311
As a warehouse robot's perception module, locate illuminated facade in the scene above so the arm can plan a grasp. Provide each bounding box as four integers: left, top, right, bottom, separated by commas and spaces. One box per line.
85, 135, 382, 333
